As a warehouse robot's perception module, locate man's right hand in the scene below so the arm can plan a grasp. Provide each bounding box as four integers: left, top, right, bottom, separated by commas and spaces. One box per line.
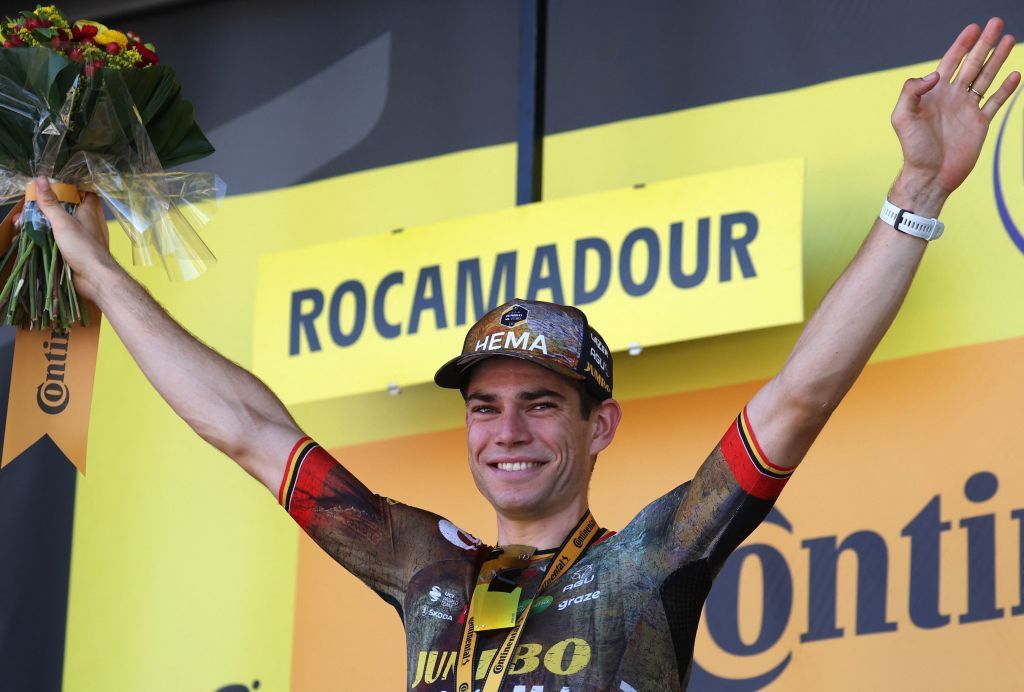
30, 176, 301, 493
33, 176, 119, 304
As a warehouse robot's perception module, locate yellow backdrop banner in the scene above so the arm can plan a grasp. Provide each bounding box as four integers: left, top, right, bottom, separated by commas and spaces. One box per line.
253, 160, 804, 404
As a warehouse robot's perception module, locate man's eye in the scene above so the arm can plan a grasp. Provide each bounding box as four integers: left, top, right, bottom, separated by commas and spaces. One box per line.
471, 406, 496, 414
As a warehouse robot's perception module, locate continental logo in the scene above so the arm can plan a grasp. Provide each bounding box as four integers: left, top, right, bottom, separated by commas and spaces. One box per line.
572, 520, 597, 549
460, 617, 474, 665
692, 470, 1023, 690
36, 329, 70, 415
411, 637, 592, 686
548, 554, 571, 582
490, 633, 517, 674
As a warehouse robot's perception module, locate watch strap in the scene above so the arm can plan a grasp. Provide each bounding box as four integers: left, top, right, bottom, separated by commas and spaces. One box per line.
879, 199, 944, 241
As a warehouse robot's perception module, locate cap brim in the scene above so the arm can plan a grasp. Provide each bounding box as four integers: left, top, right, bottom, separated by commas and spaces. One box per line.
434, 351, 584, 390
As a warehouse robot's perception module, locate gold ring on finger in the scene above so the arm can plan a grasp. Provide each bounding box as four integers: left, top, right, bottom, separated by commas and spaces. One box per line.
967, 85, 984, 98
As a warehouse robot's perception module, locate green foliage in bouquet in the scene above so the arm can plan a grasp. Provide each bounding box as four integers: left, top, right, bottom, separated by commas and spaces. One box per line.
0, 4, 215, 329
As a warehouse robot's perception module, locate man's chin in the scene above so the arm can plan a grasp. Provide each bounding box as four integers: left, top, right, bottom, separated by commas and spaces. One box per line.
487, 492, 549, 521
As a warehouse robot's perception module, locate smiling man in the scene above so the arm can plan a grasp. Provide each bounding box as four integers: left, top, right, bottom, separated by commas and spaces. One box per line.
31, 17, 1020, 692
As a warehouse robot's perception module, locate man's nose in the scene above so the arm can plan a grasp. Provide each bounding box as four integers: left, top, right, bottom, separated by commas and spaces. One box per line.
494, 409, 531, 446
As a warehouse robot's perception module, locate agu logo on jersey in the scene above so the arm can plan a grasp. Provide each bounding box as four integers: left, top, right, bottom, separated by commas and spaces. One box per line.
993, 88, 1024, 254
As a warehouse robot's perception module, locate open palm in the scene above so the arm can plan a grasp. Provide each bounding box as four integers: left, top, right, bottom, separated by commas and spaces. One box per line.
891, 18, 1020, 196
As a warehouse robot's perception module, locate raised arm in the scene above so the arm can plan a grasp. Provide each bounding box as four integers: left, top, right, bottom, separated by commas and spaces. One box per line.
34, 180, 300, 492
747, 18, 1020, 469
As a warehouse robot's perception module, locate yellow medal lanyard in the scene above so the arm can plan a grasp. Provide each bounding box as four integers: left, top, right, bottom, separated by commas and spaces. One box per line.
455, 511, 600, 692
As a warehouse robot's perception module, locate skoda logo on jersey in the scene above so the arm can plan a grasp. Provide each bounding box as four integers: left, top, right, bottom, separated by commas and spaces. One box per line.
500, 304, 528, 327
992, 87, 1024, 254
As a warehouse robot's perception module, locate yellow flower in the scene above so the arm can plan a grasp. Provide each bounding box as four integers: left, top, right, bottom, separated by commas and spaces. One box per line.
93, 29, 128, 48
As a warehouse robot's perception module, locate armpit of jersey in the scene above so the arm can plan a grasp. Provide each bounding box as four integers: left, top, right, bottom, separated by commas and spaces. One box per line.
720, 407, 793, 500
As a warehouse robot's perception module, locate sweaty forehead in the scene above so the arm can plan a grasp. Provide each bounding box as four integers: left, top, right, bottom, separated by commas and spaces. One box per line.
464, 357, 572, 394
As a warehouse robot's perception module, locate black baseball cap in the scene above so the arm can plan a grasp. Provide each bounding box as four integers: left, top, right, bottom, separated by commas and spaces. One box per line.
434, 299, 613, 400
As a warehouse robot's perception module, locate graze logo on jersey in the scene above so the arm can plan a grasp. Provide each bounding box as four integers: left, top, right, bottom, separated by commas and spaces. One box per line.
993, 88, 1024, 254
557, 589, 601, 611
500, 304, 528, 327
691, 470, 1024, 691
411, 637, 593, 687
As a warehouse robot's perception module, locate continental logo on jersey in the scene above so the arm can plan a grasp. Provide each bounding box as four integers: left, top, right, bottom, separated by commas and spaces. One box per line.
411, 637, 592, 686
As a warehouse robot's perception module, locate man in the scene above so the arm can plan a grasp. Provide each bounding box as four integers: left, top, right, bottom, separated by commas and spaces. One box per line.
31, 18, 1019, 691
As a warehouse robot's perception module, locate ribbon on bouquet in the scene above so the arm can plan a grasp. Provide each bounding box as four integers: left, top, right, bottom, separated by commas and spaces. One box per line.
0, 185, 100, 474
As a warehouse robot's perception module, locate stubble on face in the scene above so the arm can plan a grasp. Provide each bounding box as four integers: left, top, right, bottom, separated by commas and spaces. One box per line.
463, 358, 596, 523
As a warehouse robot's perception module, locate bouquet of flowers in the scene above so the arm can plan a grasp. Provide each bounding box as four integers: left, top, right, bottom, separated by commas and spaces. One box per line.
0, 4, 221, 330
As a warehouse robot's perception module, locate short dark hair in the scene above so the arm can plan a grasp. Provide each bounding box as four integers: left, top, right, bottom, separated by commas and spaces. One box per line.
570, 379, 601, 420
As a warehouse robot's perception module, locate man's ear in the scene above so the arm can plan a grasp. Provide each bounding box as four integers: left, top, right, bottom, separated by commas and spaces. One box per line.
589, 398, 622, 457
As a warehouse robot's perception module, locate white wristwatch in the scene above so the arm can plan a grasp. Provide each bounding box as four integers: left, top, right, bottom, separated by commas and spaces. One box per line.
879, 199, 944, 241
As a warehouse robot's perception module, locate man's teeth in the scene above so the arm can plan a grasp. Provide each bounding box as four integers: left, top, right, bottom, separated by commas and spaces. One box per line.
496, 461, 542, 471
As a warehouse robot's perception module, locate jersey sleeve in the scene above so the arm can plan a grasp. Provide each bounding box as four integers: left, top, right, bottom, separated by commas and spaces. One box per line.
277, 437, 484, 617
618, 407, 794, 578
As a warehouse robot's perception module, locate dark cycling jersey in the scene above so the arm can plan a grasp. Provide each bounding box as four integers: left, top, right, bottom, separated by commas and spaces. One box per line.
278, 408, 792, 690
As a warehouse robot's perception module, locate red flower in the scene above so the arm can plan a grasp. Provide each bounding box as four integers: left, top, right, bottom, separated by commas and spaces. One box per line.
84, 59, 103, 77
105, 42, 119, 55
136, 44, 159, 65
68, 47, 83, 61
23, 17, 39, 30
8, 35, 23, 47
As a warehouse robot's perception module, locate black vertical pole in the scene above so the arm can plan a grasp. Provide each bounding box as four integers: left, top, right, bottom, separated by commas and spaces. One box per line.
517, 0, 547, 206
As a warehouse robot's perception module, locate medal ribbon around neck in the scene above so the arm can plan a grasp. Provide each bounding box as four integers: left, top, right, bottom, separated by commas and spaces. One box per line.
455, 511, 600, 692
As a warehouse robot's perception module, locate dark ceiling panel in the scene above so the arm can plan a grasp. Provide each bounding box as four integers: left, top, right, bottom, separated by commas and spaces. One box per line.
545, 0, 1024, 134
